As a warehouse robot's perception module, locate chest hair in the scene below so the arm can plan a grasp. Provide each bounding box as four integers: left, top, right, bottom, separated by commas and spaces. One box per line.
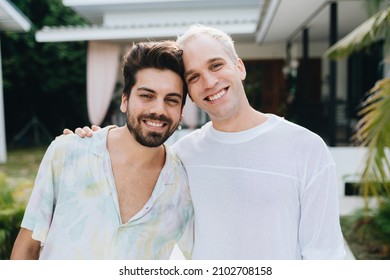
111, 162, 162, 224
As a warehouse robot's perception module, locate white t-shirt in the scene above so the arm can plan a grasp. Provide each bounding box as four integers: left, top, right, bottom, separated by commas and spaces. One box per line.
173, 114, 345, 259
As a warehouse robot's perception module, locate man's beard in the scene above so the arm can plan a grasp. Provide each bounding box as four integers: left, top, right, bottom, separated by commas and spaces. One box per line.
126, 111, 179, 147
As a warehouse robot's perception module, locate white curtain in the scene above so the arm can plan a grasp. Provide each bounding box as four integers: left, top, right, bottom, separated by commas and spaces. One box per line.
87, 41, 120, 125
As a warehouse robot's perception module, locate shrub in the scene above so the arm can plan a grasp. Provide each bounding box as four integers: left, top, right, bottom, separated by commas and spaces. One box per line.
342, 200, 390, 259
0, 172, 30, 259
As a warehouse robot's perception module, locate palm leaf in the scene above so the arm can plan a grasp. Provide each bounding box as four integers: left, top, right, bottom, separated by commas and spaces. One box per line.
325, 5, 390, 59
354, 78, 390, 205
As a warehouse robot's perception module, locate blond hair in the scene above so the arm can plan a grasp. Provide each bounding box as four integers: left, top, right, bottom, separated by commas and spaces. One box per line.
177, 24, 239, 62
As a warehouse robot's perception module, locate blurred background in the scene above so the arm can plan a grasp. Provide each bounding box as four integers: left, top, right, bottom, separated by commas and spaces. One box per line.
0, 0, 389, 259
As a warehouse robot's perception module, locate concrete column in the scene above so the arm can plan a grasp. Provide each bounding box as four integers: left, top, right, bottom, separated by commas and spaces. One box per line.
328, 1, 338, 146
0, 37, 7, 163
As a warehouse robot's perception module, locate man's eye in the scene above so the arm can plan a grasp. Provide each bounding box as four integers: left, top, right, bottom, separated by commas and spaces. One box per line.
166, 99, 180, 105
187, 75, 199, 83
211, 63, 222, 70
140, 94, 152, 99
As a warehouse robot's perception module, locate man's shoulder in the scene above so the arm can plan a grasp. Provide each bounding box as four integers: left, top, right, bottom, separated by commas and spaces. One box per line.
50, 126, 110, 155
52, 133, 90, 149
163, 145, 188, 183
276, 117, 325, 143
173, 123, 211, 146
165, 145, 185, 168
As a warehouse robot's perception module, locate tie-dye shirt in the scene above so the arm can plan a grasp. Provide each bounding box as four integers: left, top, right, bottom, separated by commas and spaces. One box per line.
21, 126, 194, 259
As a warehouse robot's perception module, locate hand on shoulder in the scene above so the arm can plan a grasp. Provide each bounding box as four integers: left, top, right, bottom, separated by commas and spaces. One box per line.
62, 125, 101, 138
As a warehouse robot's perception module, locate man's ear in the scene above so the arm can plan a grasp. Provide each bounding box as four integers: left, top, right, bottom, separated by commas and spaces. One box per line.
237, 58, 247, 80
120, 94, 128, 113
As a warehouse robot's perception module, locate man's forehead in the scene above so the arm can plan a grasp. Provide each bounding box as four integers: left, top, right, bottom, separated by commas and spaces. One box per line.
133, 69, 183, 93
185, 55, 224, 66
136, 67, 181, 80
182, 37, 228, 58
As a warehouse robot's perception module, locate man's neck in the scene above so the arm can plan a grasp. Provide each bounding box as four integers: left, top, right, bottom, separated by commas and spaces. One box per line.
106, 126, 166, 168
211, 108, 268, 132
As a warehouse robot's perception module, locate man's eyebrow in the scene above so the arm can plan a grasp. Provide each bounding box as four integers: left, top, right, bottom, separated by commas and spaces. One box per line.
136, 86, 156, 93
167, 93, 183, 100
208, 57, 224, 64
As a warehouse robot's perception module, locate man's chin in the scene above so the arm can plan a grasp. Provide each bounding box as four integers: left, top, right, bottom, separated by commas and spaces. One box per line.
137, 133, 168, 148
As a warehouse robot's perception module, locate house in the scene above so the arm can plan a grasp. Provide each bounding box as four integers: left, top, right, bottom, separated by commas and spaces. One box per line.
0, 0, 31, 163
35, 0, 376, 146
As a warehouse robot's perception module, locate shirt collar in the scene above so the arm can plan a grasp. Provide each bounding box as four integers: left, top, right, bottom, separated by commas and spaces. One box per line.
91, 125, 116, 158
91, 125, 180, 186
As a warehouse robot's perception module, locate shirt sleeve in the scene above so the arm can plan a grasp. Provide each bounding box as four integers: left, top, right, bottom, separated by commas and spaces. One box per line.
21, 138, 65, 244
174, 160, 194, 260
299, 146, 346, 259
176, 210, 194, 259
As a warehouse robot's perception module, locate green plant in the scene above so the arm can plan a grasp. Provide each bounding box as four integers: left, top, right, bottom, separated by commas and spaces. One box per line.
325, 5, 390, 59
342, 200, 390, 259
326, 0, 390, 259
326, 1, 390, 206
2, 0, 89, 142
355, 79, 390, 204
0, 148, 45, 259
0, 172, 28, 259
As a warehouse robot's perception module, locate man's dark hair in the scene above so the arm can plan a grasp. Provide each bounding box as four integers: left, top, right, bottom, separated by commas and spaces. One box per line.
122, 41, 188, 107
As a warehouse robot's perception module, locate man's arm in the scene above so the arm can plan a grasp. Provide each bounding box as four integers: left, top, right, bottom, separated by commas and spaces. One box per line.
10, 228, 41, 260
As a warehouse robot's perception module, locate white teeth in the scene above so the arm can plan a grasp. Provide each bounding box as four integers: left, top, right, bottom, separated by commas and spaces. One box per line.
207, 89, 226, 101
145, 121, 164, 127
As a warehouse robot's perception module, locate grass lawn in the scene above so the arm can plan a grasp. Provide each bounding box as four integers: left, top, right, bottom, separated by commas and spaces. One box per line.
0, 147, 48, 259
0, 146, 47, 185
0, 147, 47, 206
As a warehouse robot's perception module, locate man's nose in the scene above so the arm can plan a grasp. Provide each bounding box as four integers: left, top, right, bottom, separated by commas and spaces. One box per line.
148, 99, 166, 115
202, 72, 218, 89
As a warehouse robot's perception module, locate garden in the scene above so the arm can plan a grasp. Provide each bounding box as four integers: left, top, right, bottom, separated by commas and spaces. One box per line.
0, 147, 46, 259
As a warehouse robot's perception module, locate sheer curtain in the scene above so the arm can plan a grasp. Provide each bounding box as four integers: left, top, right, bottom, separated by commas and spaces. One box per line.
87, 41, 120, 125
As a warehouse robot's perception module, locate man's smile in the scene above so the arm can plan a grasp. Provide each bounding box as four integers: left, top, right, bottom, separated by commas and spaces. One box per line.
143, 119, 166, 129
205, 88, 227, 101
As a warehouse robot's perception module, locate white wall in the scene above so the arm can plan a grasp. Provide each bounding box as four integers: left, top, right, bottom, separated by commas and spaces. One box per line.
328, 147, 386, 215
329, 147, 366, 195
236, 42, 286, 59
0, 38, 7, 163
